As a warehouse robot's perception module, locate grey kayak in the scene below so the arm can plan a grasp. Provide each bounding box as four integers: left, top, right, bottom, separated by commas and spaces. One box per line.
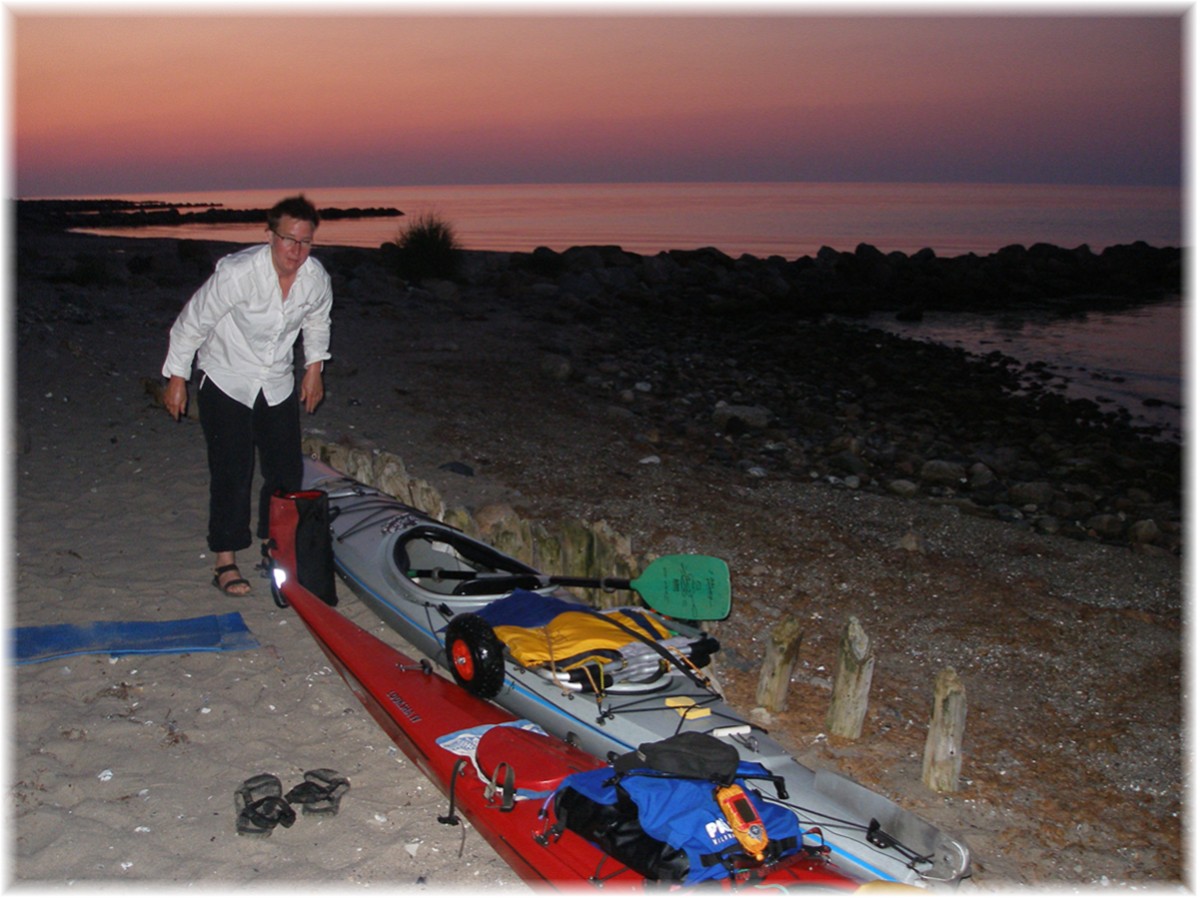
302, 455, 971, 888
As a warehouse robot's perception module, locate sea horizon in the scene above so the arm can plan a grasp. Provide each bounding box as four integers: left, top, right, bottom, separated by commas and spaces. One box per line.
61, 180, 1183, 260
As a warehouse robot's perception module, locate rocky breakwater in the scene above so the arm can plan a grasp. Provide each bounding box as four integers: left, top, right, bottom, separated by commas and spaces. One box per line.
435, 240, 1182, 555
16, 198, 404, 230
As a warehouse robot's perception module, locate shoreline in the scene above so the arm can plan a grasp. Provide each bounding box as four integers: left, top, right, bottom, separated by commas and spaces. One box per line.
13, 227, 1182, 888
846, 299, 1183, 438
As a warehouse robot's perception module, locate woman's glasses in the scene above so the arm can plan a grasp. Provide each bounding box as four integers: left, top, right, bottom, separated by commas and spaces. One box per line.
272, 230, 313, 250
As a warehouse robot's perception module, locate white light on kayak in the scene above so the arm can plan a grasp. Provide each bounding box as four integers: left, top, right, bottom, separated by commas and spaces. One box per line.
272, 568, 287, 589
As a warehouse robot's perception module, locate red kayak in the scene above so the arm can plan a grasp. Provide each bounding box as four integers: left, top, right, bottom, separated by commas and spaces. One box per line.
268, 491, 862, 892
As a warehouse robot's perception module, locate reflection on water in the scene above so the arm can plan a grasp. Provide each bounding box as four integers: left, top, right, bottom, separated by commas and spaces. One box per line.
69, 181, 1182, 258
857, 298, 1183, 441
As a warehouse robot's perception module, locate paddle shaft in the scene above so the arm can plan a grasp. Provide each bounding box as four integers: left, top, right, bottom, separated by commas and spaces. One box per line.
545, 575, 632, 592
406, 553, 731, 622
405, 569, 630, 592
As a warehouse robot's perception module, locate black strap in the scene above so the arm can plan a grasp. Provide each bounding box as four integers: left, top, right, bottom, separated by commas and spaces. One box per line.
698, 834, 798, 870
867, 818, 933, 868
484, 762, 517, 812
438, 758, 469, 825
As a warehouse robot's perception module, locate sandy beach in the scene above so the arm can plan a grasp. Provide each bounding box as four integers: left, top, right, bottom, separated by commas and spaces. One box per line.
12, 227, 1182, 890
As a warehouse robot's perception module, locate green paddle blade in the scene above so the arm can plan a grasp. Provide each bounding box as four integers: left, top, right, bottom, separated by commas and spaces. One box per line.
630, 554, 731, 621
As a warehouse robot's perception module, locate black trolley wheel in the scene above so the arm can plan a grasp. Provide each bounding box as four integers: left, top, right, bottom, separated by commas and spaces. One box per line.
444, 614, 506, 698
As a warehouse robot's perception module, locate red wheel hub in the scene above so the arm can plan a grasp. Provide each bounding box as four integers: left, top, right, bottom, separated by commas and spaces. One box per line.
450, 638, 475, 680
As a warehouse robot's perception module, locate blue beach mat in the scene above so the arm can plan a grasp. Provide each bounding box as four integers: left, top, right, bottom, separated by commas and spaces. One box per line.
12, 612, 259, 665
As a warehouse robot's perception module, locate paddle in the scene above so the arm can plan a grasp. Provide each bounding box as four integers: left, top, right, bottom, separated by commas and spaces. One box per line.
407, 554, 732, 621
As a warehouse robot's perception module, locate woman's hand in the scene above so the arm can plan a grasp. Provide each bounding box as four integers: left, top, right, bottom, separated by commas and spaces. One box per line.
300, 363, 325, 414
164, 376, 188, 420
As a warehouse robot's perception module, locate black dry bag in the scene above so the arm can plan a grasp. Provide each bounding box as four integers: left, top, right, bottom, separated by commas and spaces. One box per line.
613, 732, 740, 783
272, 489, 338, 606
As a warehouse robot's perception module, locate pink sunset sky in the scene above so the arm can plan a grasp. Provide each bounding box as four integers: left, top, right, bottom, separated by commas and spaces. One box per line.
12, 10, 1183, 197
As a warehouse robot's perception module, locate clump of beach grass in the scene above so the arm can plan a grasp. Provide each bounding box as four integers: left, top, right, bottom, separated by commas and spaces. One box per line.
389, 212, 462, 281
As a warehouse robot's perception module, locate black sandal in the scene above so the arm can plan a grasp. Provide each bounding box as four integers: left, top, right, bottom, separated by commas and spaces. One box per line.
285, 768, 350, 816
213, 564, 251, 596
235, 773, 296, 836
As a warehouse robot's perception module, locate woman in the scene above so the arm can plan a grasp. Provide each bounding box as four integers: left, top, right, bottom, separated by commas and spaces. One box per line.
162, 194, 333, 596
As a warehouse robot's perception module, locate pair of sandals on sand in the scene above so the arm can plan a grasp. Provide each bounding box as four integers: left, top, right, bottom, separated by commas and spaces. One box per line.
235, 769, 351, 837
212, 544, 274, 597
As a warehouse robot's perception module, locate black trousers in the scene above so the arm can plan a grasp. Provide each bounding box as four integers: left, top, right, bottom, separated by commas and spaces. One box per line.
198, 375, 302, 554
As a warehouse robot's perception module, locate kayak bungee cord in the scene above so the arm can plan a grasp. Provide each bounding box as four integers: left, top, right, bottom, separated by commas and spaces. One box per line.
334, 501, 420, 541
767, 794, 935, 874
595, 691, 742, 732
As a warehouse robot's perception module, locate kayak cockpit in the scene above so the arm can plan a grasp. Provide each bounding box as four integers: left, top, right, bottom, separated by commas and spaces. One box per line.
393, 525, 544, 596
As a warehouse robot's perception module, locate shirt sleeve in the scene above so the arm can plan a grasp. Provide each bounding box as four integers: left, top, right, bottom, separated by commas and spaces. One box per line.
300, 267, 334, 369
161, 259, 238, 380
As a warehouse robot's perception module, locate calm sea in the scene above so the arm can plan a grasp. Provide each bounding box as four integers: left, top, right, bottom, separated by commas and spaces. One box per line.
72, 181, 1184, 437
75, 181, 1181, 258
856, 299, 1183, 440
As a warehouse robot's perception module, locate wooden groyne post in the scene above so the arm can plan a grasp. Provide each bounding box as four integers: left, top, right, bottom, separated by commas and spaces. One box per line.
754, 616, 804, 712
825, 616, 874, 739
922, 667, 967, 792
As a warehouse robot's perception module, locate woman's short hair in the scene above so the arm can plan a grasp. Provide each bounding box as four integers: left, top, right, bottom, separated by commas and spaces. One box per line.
267, 194, 320, 230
